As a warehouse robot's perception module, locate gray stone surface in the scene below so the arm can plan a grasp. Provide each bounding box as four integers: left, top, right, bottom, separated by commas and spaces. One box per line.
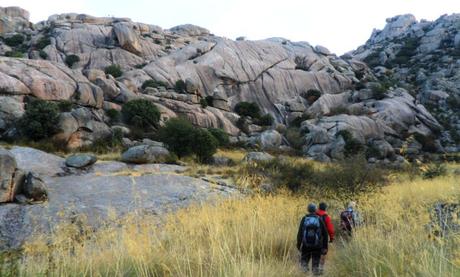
121, 145, 171, 164
65, 154, 97, 168
243, 152, 274, 163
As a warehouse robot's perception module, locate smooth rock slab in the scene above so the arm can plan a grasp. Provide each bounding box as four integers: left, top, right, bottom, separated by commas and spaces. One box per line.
0, 173, 239, 250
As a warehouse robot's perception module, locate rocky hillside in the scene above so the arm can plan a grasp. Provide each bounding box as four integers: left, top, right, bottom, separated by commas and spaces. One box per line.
0, 6, 457, 163
352, 14, 460, 153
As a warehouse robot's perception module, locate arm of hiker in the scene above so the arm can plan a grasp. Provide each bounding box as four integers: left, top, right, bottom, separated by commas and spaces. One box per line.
325, 215, 335, 242
296, 217, 305, 250
320, 219, 329, 249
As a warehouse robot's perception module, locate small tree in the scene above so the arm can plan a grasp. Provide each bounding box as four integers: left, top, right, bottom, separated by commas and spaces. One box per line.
65, 55, 80, 67
257, 114, 274, 126
4, 34, 24, 47
105, 64, 123, 78
121, 99, 161, 129
175, 80, 187, 93
35, 37, 51, 50
18, 99, 60, 140
158, 117, 196, 158
208, 128, 230, 147
142, 79, 168, 89
234, 102, 261, 119
193, 129, 218, 163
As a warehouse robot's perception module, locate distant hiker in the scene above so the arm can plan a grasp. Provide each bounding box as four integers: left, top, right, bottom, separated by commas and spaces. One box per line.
297, 203, 328, 275
340, 201, 359, 236
316, 202, 335, 273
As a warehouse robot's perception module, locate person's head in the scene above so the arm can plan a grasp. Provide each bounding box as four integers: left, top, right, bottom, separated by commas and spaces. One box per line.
319, 202, 327, 211
307, 203, 317, 214
347, 201, 356, 210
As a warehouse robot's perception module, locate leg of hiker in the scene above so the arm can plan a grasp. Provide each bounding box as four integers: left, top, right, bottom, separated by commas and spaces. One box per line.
319, 254, 326, 274
311, 249, 322, 275
300, 248, 313, 272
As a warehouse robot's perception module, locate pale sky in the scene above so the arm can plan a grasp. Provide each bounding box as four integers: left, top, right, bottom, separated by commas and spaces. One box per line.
2, 0, 460, 54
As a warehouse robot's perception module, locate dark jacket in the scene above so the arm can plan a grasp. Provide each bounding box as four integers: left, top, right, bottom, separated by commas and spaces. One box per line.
296, 214, 329, 250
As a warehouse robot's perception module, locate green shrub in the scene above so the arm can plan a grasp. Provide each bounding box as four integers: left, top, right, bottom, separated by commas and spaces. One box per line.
285, 127, 304, 150
447, 95, 460, 110
121, 99, 160, 129
290, 114, 311, 127
58, 101, 73, 112
159, 117, 196, 158
4, 34, 24, 47
200, 98, 208, 108
336, 130, 365, 157
370, 83, 388, 100
5, 51, 23, 58
105, 65, 123, 78
142, 79, 168, 89
35, 37, 51, 50
193, 129, 218, 163
236, 116, 249, 134
422, 163, 447, 179
304, 89, 322, 103
39, 50, 48, 59
106, 109, 121, 123
174, 80, 187, 93
65, 55, 80, 67
363, 51, 382, 67
205, 96, 214, 107
208, 128, 230, 147
234, 102, 261, 119
257, 114, 274, 126
18, 99, 60, 140
328, 106, 349, 115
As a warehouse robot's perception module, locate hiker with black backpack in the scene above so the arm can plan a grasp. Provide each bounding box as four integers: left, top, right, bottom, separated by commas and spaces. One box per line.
340, 201, 359, 237
297, 203, 329, 275
316, 202, 335, 274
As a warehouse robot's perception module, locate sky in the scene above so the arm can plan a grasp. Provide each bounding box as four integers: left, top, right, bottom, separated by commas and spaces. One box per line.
2, 0, 460, 54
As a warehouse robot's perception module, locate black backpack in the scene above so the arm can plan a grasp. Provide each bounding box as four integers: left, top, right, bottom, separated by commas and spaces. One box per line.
302, 215, 322, 248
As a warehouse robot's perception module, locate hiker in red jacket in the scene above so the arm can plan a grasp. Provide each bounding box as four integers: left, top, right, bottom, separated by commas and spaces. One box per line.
316, 202, 335, 274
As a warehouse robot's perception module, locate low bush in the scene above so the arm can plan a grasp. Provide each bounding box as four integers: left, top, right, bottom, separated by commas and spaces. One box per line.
370, 83, 388, 100
234, 102, 261, 119
174, 80, 187, 93
200, 98, 208, 108
290, 114, 311, 127
303, 89, 322, 104
193, 129, 218, 163
5, 51, 23, 58
256, 114, 274, 126
18, 99, 60, 140
285, 127, 304, 150
141, 79, 168, 89
39, 50, 48, 59
159, 118, 219, 162
35, 36, 51, 50
205, 96, 214, 107
104, 65, 123, 78
58, 101, 73, 112
65, 54, 80, 67
106, 109, 121, 123
336, 130, 365, 157
421, 163, 447, 179
4, 34, 24, 47
208, 128, 230, 147
121, 99, 160, 129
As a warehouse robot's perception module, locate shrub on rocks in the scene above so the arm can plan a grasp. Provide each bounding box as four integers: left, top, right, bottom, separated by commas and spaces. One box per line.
121, 99, 160, 129
257, 114, 274, 126
4, 34, 24, 47
65, 54, 80, 67
336, 130, 365, 157
174, 80, 187, 93
106, 109, 121, 123
159, 117, 218, 162
18, 99, 60, 140
35, 36, 51, 50
5, 51, 23, 58
234, 102, 261, 119
304, 89, 322, 103
105, 64, 123, 78
208, 128, 230, 147
142, 79, 168, 89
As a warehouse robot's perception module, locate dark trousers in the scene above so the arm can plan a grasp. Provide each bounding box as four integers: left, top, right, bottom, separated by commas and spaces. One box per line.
300, 247, 322, 273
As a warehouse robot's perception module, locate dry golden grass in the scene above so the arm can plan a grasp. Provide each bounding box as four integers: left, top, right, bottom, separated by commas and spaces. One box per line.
14, 170, 459, 277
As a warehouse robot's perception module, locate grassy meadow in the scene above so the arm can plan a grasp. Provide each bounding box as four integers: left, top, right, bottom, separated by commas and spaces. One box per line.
1, 151, 459, 277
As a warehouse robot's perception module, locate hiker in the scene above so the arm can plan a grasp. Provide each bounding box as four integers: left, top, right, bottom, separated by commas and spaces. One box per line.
340, 201, 359, 236
316, 202, 335, 273
297, 203, 328, 275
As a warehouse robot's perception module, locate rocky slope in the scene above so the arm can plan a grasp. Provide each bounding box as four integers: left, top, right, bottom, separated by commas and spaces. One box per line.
352, 14, 460, 153
0, 6, 457, 163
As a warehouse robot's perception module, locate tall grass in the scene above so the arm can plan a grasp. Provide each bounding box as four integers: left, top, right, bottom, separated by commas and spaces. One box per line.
6, 169, 460, 276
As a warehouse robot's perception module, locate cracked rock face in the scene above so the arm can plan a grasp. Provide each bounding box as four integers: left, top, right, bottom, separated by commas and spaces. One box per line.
0, 6, 455, 157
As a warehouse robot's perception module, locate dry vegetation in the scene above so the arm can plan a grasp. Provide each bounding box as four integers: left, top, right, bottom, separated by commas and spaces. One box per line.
1, 150, 459, 277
